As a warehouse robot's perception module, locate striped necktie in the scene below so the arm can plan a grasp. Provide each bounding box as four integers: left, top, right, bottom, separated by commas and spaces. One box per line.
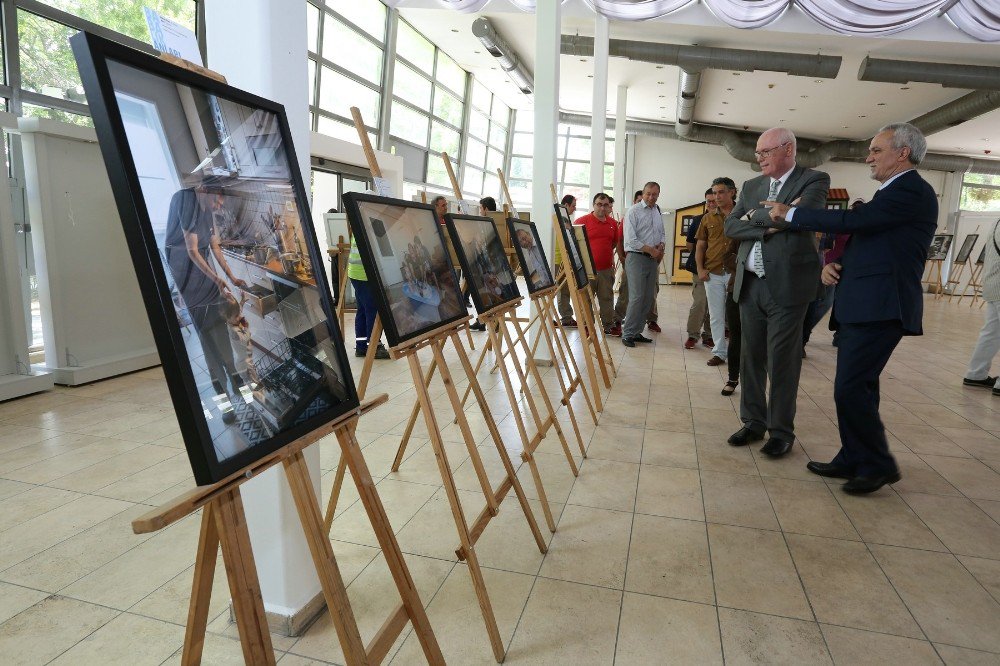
750, 179, 781, 278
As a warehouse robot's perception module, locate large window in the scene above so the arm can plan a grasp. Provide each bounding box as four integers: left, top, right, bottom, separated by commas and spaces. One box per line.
462, 78, 509, 202
308, 0, 387, 146
389, 18, 469, 200
961, 173, 1000, 211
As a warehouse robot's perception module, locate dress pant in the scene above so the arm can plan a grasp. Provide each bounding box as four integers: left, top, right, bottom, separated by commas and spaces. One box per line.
705, 272, 730, 359
558, 281, 574, 320
725, 291, 741, 383
966, 301, 1000, 388
738, 273, 808, 441
615, 269, 658, 323
686, 279, 712, 340
189, 301, 238, 397
831, 320, 904, 477
803, 283, 837, 344
590, 268, 615, 328
623, 253, 658, 339
351, 278, 378, 351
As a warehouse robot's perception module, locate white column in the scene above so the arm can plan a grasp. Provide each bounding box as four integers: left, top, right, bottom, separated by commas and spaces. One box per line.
614, 85, 628, 214
205, 0, 323, 632
532, 0, 562, 362
589, 15, 609, 198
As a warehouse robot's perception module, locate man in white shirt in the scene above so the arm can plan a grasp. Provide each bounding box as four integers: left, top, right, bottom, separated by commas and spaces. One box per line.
621, 182, 666, 347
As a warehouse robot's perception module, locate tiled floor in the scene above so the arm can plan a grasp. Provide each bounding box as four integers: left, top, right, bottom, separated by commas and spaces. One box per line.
1, 286, 999, 664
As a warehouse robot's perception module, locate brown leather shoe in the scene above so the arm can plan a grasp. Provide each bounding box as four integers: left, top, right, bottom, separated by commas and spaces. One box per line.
647, 321, 662, 333
684, 337, 697, 349
707, 356, 725, 366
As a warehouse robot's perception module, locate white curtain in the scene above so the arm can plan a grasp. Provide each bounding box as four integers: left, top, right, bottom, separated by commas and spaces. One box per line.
408, 0, 999, 41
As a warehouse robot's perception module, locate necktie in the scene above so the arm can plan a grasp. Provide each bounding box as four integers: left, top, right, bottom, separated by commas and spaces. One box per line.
751, 179, 780, 278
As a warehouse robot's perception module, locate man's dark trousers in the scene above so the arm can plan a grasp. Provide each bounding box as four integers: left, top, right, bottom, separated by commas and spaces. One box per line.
831, 320, 904, 477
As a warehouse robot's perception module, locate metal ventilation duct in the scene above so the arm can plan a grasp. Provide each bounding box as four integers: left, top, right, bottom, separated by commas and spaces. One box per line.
472, 17, 533, 94
859, 57, 1000, 90
557, 112, 1000, 175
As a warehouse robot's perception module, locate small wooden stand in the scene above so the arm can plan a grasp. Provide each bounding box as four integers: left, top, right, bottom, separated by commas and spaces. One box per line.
945, 260, 970, 302
132, 396, 444, 666
923, 259, 944, 296
959, 260, 985, 306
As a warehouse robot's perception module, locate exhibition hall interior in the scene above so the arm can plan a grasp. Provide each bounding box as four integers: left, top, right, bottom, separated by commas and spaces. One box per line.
1, 0, 1000, 664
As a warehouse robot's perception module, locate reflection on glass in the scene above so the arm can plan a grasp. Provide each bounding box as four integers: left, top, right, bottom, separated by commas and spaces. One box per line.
509, 219, 553, 293
446, 215, 519, 313
107, 59, 351, 464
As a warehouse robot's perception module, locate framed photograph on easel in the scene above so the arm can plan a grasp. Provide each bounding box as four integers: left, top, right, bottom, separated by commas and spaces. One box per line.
955, 234, 979, 264
928, 234, 954, 261
71, 31, 358, 485
444, 213, 520, 313
554, 204, 588, 289
342, 192, 468, 348
509, 218, 554, 294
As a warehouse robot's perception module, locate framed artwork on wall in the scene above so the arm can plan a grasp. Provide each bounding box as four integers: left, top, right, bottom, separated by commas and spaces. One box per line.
444, 214, 520, 314
341, 193, 468, 348
509, 218, 554, 294
553, 204, 588, 290
71, 31, 358, 485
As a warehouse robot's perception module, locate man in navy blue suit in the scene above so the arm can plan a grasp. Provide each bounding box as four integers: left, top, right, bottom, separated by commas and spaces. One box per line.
761, 123, 938, 494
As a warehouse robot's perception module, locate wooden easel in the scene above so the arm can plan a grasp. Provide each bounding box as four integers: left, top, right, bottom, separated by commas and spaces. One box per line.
960, 259, 985, 306
551, 185, 614, 407
133, 396, 444, 666
946, 259, 970, 302
922, 259, 944, 296
392, 319, 547, 662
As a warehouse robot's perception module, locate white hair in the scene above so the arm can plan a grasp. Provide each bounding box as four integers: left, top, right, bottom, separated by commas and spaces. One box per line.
761, 127, 797, 156
879, 122, 927, 165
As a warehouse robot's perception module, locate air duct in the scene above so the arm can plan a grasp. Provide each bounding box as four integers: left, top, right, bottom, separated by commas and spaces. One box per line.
859, 57, 1000, 90
675, 69, 701, 138
561, 35, 842, 79
557, 112, 1000, 175
472, 17, 533, 94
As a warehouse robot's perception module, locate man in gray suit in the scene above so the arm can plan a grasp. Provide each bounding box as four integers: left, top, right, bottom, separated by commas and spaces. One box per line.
723, 128, 830, 457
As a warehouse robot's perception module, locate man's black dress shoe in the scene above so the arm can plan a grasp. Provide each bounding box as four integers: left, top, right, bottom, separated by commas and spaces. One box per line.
760, 437, 793, 457
806, 461, 853, 479
727, 426, 764, 447
843, 472, 901, 494
622, 337, 636, 348
634, 334, 653, 343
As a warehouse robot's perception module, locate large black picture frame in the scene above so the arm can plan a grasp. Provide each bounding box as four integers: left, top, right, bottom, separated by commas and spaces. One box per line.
955, 233, 979, 264
553, 204, 588, 290
444, 213, 520, 314
341, 192, 468, 348
71, 31, 359, 485
508, 218, 554, 295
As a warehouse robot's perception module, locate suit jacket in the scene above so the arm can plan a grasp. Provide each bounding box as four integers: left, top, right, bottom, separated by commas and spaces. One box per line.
786, 169, 937, 335
724, 165, 831, 306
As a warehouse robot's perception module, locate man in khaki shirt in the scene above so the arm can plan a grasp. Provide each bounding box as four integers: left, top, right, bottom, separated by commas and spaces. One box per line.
696, 177, 737, 365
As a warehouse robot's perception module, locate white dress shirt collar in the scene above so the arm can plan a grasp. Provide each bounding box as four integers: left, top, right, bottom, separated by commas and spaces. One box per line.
772, 165, 796, 189
878, 169, 915, 191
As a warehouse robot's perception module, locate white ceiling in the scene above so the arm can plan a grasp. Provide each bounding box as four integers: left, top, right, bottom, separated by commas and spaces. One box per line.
398, 2, 1000, 160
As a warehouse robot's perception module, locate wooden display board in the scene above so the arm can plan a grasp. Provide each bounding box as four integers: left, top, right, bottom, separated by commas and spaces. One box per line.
671, 202, 706, 285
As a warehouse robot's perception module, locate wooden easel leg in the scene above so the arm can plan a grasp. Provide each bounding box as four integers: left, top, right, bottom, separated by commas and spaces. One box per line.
406, 353, 505, 663
324, 462, 348, 533
587, 285, 617, 379
181, 502, 221, 666
390, 356, 438, 472
284, 453, 368, 664
334, 426, 445, 664
484, 317, 557, 532
459, 333, 494, 411
536, 311, 589, 460
449, 332, 548, 556
544, 293, 599, 423
214, 489, 275, 666
511, 314, 586, 467
430, 339, 500, 514
577, 286, 612, 389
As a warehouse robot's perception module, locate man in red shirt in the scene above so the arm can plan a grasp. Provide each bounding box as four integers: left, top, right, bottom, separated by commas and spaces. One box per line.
576, 192, 619, 335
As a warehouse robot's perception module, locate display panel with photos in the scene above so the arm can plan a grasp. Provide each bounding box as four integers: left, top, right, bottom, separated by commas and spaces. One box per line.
955, 234, 979, 264
509, 218, 554, 294
444, 214, 520, 314
342, 193, 467, 347
71, 32, 358, 485
928, 234, 954, 261
554, 204, 588, 289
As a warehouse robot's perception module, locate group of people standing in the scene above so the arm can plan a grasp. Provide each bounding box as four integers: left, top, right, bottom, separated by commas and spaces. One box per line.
617, 122, 939, 496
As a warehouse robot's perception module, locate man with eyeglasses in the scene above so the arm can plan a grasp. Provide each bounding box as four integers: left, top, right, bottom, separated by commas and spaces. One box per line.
723, 128, 830, 458
577, 193, 619, 334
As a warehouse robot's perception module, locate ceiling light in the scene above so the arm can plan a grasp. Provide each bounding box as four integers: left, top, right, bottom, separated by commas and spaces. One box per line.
877, 102, 886, 106
814, 79, 823, 83
732, 72, 741, 76
726, 88, 734, 92
800, 95, 808, 98
719, 112, 725, 116
842, 125, 849, 128
859, 114, 867, 118
901, 86, 910, 90
722, 101, 728, 105
451, 29, 459, 33
580, 58, 587, 62
789, 108, 796, 111
587, 74, 594, 78
657, 81, 665, 85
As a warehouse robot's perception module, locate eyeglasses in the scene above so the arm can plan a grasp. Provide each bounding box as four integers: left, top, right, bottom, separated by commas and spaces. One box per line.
754, 141, 790, 160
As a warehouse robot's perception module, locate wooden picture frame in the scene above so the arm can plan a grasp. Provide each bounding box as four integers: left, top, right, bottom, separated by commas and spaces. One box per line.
509, 218, 554, 294
341, 192, 467, 348
71, 31, 358, 485
444, 213, 520, 313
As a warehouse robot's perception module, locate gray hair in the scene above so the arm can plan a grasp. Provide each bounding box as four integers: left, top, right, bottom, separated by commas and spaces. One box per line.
879, 122, 927, 165
763, 127, 797, 156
